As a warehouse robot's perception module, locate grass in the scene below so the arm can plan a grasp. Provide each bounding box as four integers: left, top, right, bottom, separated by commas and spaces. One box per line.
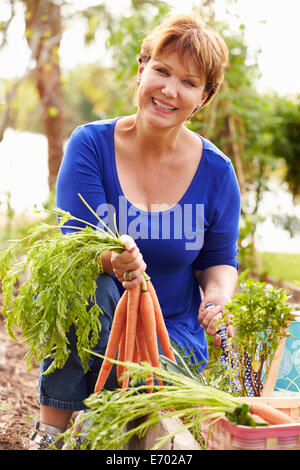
259, 252, 300, 285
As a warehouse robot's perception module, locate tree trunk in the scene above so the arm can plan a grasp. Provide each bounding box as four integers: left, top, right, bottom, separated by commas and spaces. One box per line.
226, 111, 263, 275
24, 0, 65, 189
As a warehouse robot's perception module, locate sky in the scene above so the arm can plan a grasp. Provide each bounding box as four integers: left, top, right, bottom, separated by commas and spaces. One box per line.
0, 0, 299, 97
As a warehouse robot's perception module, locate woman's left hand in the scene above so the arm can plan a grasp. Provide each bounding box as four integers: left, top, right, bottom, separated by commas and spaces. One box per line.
198, 295, 233, 348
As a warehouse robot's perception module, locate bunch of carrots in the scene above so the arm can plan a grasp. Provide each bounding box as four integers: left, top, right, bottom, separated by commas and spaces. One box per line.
94, 275, 176, 393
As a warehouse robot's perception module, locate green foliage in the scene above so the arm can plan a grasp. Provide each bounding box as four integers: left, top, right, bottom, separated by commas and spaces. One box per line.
0, 77, 42, 134
190, 20, 261, 137
226, 403, 266, 427
106, 1, 170, 79
270, 96, 300, 197
62, 65, 119, 129
164, 343, 233, 395
237, 211, 263, 273
223, 278, 294, 396
0, 198, 125, 374
170, 342, 206, 379
58, 357, 256, 450
260, 251, 300, 285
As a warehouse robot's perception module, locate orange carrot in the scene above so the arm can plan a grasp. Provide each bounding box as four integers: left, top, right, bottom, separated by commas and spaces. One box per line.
136, 316, 151, 363
147, 280, 176, 363
249, 402, 294, 425
130, 339, 140, 383
121, 284, 141, 389
94, 290, 128, 393
117, 327, 126, 386
139, 290, 164, 387
95, 277, 173, 394
136, 316, 154, 392
133, 339, 139, 364
139, 291, 159, 366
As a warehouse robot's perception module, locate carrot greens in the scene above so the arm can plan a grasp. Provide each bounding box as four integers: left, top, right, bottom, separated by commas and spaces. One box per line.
0, 195, 125, 374
58, 357, 258, 451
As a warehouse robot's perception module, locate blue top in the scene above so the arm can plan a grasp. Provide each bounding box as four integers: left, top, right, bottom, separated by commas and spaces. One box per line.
56, 117, 241, 368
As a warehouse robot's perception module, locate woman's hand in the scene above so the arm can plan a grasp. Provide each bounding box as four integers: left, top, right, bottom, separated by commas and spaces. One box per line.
195, 266, 237, 348
198, 294, 233, 348
111, 234, 147, 289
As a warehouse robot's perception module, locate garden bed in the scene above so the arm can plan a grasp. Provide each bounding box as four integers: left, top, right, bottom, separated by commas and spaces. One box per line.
0, 315, 40, 450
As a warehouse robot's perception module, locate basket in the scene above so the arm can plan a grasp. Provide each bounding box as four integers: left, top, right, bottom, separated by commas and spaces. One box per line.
201, 397, 300, 450
201, 311, 300, 450
202, 417, 300, 450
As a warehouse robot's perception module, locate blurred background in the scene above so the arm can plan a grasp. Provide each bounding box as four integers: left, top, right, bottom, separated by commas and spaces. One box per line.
0, 0, 300, 286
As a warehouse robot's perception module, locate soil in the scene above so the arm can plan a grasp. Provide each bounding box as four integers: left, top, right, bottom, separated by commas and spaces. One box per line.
0, 312, 40, 450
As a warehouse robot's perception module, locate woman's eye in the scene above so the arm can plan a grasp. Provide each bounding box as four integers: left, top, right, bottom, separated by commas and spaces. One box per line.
184, 80, 196, 87
155, 67, 169, 75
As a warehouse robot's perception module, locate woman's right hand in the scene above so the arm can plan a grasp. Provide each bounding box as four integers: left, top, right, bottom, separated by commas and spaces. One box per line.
110, 234, 147, 289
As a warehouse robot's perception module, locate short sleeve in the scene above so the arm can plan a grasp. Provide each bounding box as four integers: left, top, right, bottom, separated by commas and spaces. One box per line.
56, 125, 107, 233
193, 160, 241, 271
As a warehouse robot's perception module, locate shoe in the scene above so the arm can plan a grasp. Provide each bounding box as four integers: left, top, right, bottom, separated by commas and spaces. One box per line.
29, 418, 66, 450
61, 411, 84, 450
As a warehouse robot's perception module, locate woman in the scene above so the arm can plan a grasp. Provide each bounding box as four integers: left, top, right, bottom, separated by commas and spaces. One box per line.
29, 13, 240, 449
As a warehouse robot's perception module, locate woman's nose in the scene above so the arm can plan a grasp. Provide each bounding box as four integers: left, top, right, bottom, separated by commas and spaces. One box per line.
161, 79, 178, 99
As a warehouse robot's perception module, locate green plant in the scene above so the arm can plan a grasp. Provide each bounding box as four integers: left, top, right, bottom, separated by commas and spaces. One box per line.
0, 194, 125, 374
58, 357, 262, 451
169, 343, 232, 394
223, 278, 294, 396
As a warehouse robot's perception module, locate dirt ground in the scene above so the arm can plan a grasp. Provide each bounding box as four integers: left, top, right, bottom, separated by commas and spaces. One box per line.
0, 312, 40, 450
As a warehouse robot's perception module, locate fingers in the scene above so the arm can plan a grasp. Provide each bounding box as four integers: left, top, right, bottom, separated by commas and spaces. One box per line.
198, 304, 221, 333
198, 302, 233, 347
203, 306, 223, 336
198, 303, 225, 343
213, 325, 233, 348
111, 235, 147, 289
119, 234, 136, 252
213, 333, 222, 349
121, 274, 145, 290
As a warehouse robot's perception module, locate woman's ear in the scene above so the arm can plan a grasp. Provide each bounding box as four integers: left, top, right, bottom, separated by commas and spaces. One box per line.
137, 60, 145, 83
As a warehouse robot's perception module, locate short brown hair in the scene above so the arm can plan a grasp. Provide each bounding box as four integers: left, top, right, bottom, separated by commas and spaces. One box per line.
139, 14, 228, 107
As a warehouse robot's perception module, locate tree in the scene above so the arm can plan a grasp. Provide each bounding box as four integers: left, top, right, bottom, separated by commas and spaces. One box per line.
0, 0, 66, 189
270, 96, 300, 199
24, 0, 64, 189
0, 0, 112, 189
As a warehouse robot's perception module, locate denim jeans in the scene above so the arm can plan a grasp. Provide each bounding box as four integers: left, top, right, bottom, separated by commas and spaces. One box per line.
39, 274, 121, 411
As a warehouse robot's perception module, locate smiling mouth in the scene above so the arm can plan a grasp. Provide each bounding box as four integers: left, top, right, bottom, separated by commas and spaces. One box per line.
152, 98, 177, 111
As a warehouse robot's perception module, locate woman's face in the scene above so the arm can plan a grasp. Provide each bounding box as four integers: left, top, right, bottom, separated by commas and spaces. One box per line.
136, 46, 208, 130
